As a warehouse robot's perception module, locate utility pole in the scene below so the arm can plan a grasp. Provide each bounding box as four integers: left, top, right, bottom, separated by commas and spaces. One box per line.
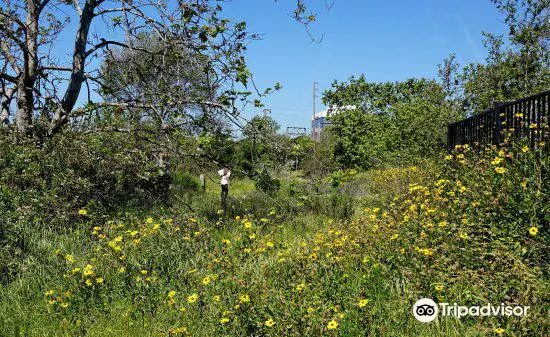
312, 81, 319, 140
312, 81, 319, 121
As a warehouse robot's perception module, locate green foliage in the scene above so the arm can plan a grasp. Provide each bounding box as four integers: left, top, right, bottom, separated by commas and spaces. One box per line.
460, 0, 549, 113
242, 116, 280, 139
0, 129, 171, 233
172, 172, 201, 191
348, 142, 549, 335
198, 132, 236, 167
255, 170, 281, 195
3, 143, 546, 335
324, 77, 461, 169
0, 130, 170, 286
238, 116, 295, 175
329, 109, 395, 169
391, 98, 457, 160
299, 132, 338, 177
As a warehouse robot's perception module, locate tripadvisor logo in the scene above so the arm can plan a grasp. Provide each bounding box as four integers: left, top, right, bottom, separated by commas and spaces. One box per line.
413, 298, 529, 323
413, 298, 438, 322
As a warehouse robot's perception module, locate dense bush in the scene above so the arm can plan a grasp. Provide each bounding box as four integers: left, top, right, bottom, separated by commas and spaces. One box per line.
324, 77, 462, 169
0, 131, 171, 221
255, 170, 281, 195
0, 130, 171, 284
172, 172, 201, 191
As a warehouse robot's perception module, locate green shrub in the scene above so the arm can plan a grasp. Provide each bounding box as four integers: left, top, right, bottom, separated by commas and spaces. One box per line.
172, 172, 201, 191
0, 130, 172, 283
0, 131, 171, 223
255, 170, 281, 195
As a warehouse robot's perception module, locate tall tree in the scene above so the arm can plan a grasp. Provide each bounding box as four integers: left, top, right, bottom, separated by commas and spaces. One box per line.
323, 77, 458, 168
460, 0, 549, 112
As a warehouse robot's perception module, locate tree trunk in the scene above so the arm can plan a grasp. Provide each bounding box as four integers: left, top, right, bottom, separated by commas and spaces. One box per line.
14, 1, 39, 135
15, 77, 33, 133
48, 0, 98, 136
0, 87, 16, 125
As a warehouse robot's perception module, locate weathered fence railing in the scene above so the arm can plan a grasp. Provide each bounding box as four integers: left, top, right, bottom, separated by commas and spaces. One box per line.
447, 90, 549, 151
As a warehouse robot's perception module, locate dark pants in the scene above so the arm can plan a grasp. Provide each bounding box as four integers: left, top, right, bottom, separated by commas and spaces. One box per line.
221, 184, 228, 208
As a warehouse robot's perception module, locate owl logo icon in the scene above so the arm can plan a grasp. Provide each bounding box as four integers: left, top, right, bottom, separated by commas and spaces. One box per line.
413, 298, 438, 322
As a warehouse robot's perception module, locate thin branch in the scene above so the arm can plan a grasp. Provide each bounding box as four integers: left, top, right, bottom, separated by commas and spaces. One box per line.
0, 9, 25, 28
84, 39, 128, 58
0, 72, 18, 83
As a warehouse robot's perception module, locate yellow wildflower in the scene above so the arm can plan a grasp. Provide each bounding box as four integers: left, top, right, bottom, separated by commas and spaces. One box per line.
187, 293, 198, 303
327, 320, 338, 330
494, 167, 506, 174
83, 264, 94, 276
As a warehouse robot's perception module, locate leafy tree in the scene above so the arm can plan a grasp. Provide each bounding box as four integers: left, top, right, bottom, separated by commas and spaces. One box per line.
99, 34, 214, 130
323, 76, 443, 114
323, 77, 457, 168
289, 135, 314, 170
460, 0, 549, 113
239, 116, 281, 173
328, 109, 395, 169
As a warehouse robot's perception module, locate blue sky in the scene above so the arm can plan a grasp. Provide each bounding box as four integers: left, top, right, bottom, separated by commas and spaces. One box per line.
220, 0, 509, 131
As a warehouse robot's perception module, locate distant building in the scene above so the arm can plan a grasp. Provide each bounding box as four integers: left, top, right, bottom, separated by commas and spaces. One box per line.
311, 105, 356, 141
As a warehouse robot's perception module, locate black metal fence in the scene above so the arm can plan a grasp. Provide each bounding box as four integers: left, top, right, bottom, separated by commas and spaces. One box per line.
447, 90, 550, 151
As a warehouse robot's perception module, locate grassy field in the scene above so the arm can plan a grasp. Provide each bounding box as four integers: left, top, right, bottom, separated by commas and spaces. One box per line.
0, 145, 548, 336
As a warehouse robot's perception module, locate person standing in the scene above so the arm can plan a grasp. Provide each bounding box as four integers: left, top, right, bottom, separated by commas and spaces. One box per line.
218, 168, 230, 208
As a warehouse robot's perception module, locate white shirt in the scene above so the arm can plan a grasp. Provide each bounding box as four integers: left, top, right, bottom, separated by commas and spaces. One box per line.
218, 169, 230, 185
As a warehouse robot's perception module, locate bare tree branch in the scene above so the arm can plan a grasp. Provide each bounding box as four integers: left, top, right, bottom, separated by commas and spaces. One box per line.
84, 39, 128, 58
